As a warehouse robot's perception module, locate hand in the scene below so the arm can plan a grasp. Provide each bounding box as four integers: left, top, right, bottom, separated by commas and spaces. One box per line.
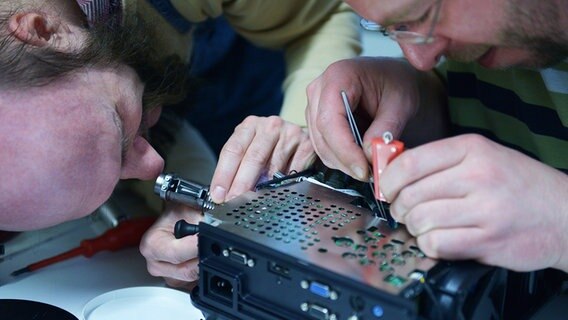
209, 115, 315, 203
139, 202, 203, 290
306, 56, 446, 181
382, 134, 568, 272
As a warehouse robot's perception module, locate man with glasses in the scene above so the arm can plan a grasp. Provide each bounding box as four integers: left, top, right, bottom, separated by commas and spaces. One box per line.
125, 1, 567, 311
359, 0, 441, 46
201, 0, 566, 316
304, 0, 568, 276
209, 0, 568, 276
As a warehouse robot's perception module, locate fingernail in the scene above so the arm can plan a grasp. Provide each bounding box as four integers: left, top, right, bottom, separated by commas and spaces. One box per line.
351, 165, 366, 181
364, 143, 373, 159
211, 186, 226, 203
303, 153, 317, 170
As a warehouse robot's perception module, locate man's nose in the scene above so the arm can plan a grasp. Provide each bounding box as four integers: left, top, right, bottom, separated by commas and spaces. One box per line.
399, 39, 447, 71
120, 136, 164, 180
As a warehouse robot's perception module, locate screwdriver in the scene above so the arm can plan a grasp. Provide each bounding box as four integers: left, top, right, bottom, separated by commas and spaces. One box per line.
11, 216, 157, 276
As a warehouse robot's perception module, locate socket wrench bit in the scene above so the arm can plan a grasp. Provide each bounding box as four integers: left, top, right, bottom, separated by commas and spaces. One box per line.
154, 173, 215, 212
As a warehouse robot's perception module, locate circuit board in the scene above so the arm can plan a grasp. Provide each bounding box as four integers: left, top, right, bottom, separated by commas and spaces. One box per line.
191, 179, 507, 320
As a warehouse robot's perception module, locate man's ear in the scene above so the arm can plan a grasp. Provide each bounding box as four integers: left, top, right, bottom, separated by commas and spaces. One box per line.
8, 12, 62, 47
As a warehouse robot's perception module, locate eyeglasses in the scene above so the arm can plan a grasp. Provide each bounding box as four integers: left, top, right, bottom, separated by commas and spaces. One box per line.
360, 0, 442, 45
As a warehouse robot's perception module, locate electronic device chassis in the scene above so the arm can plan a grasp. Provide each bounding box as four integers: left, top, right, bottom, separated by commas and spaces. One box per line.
190, 179, 507, 320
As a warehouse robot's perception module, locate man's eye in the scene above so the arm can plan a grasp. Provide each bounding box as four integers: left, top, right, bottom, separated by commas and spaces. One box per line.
392, 24, 409, 32
393, 7, 431, 32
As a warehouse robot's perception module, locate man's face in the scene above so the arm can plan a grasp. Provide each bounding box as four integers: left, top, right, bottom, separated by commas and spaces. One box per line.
0, 66, 164, 230
348, 0, 568, 70
0, 5, 174, 230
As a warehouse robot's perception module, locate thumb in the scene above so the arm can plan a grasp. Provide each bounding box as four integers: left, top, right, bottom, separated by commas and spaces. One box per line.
362, 108, 408, 161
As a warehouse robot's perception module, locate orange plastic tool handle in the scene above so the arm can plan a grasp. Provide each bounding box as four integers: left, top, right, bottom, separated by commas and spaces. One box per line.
80, 216, 157, 257
24, 216, 157, 272
371, 137, 404, 202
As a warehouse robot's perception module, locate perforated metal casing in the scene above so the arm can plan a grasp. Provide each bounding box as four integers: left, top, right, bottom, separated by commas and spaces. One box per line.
205, 180, 437, 296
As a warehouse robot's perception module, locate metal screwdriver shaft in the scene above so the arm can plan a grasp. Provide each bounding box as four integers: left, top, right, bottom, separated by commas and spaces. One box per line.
340, 91, 387, 220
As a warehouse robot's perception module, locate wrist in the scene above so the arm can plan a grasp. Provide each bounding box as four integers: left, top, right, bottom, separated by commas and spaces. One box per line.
551, 173, 568, 273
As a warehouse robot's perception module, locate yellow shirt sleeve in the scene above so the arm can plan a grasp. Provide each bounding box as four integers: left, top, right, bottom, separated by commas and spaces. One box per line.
128, 0, 362, 126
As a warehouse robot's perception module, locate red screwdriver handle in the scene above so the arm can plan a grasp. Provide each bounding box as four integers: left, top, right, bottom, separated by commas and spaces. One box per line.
80, 216, 157, 257
14, 216, 158, 275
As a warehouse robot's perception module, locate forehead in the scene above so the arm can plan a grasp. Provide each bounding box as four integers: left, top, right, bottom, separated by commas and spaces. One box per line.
0, 70, 124, 149
347, 0, 433, 23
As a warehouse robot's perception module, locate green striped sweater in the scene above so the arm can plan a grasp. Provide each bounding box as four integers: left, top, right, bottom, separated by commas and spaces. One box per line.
438, 61, 568, 174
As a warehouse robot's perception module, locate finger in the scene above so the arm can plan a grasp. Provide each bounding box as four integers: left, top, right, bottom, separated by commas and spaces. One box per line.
416, 227, 486, 260
305, 74, 325, 160
402, 199, 480, 237
268, 124, 314, 174
210, 117, 258, 203
389, 166, 470, 222
361, 63, 418, 152
310, 89, 369, 180
226, 117, 282, 200
165, 278, 198, 291
141, 229, 199, 264
305, 85, 345, 175
381, 137, 468, 202
288, 139, 317, 172
147, 258, 199, 282
267, 122, 304, 175
152, 207, 202, 230
362, 104, 409, 160
305, 106, 324, 165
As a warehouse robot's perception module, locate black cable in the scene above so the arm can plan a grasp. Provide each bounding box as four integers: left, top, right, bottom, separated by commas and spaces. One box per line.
254, 168, 316, 190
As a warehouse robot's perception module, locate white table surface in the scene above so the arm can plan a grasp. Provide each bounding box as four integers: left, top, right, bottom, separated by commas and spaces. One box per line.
0, 215, 205, 319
